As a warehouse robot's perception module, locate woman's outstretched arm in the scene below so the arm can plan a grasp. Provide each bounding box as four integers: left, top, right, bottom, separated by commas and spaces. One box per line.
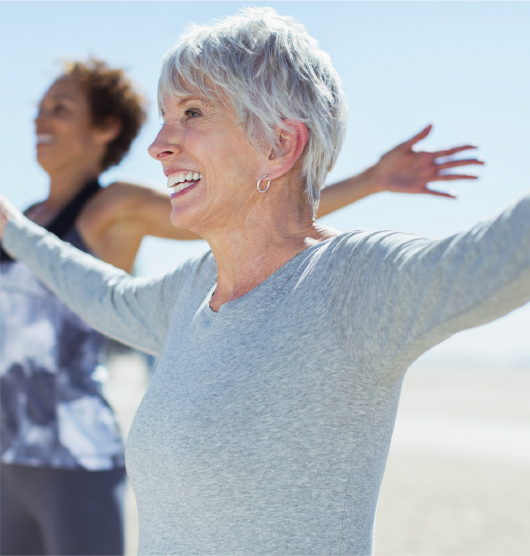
317, 124, 483, 217
329, 191, 530, 375
0, 198, 177, 356
108, 125, 483, 239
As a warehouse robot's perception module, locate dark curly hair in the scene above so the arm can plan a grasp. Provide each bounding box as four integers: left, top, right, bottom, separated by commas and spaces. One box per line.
62, 58, 147, 171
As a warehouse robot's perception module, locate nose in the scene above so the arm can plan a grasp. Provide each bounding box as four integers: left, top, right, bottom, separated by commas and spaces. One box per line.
148, 126, 181, 161
34, 110, 46, 126
34, 106, 53, 129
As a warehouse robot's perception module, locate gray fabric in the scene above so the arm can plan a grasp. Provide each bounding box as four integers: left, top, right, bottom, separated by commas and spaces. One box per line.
3, 192, 530, 555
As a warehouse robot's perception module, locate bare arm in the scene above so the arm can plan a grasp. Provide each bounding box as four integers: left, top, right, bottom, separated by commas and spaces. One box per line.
106, 181, 201, 240
317, 124, 484, 218
99, 125, 483, 245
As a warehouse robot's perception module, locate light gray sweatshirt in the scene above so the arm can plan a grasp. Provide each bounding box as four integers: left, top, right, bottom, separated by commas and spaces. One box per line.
3, 192, 530, 555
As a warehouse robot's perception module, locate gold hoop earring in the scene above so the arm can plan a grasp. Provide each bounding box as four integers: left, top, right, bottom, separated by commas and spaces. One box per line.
257, 174, 271, 193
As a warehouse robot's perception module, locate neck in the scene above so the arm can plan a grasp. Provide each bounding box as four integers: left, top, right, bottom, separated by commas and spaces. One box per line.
44, 165, 101, 210
27, 165, 100, 226
204, 184, 338, 312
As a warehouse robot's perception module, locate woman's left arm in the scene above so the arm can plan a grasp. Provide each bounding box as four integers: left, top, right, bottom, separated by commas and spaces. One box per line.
331, 191, 530, 375
367, 192, 530, 369
317, 124, 483, 217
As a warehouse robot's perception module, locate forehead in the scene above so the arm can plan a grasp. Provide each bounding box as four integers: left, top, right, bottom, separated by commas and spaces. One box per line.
41, 76, 87, 103
159, 74, 228, 114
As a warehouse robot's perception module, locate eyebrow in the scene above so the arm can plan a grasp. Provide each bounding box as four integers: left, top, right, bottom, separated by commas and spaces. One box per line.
176, 96, 203, 105
38, 93, 78, 106
160, 95, 213, 117
51, 93, 77, 100
183, 96, 218, 112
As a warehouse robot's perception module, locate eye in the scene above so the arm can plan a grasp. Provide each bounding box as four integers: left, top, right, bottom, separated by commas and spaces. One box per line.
53, 103, 66, 113
184, 108, 201, 119
35, 103, 65, 118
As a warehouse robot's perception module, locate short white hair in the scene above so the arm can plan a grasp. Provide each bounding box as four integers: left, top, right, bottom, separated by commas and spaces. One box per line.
158, 7, 348, 210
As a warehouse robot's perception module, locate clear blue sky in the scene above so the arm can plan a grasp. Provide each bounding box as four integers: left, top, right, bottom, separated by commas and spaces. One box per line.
1, 1, 529, 368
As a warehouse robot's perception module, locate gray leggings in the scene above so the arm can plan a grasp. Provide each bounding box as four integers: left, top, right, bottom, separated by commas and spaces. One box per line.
0, 463, 126, 556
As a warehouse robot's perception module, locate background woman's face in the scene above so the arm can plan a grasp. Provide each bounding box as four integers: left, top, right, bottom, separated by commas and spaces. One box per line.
35, 77, 105, 175
149, 92, 267, 234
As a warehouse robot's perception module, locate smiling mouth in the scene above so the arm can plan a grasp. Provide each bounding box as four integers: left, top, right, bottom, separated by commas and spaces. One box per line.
167, 171, 203, 194
36, 134, 55, 145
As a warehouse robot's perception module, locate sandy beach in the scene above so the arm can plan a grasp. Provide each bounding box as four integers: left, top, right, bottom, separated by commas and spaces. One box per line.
106, 353, 530, 556
375, 365, 530, 555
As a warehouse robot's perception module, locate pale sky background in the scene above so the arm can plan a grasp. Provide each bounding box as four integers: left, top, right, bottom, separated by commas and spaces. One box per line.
0, 1, 529, 369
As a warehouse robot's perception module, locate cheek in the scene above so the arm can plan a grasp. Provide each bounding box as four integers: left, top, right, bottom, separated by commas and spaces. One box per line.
188, 128, 263, 188
60, 117, 94, 137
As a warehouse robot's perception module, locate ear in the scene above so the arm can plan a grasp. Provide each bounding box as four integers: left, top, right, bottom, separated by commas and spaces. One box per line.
94, 117, 122, 145
266, 119, 308, 180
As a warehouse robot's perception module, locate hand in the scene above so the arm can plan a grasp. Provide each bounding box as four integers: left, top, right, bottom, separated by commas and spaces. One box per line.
0, 195, 21, 239
370, 124, 484, 198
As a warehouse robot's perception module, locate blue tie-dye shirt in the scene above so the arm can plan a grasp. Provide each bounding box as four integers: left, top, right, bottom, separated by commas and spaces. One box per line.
0, 227, 124, 470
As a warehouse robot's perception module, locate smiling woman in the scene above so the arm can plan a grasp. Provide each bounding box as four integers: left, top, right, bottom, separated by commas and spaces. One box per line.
35, 78, 101, 171
0, 8, 519, 556
0, 59, 157, 556
35, 63, 142, 179
152, 93, 293, 237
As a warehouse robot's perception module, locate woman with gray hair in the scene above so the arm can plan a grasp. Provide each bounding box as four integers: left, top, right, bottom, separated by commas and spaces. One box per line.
1, 7, 529, 555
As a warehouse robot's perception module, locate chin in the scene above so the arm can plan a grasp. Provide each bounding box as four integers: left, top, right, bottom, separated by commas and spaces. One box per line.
36, 155, 53, 174
170, 207, 198, 233
170, 194, 221, 237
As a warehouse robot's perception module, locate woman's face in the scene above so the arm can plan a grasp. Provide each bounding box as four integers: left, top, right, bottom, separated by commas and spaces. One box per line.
35, 76, 106, 175
148, 92, 267, 234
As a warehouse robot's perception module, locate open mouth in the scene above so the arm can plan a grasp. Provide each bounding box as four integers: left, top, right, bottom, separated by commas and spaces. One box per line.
36, 134, 55, 146
167, 171, 203, 194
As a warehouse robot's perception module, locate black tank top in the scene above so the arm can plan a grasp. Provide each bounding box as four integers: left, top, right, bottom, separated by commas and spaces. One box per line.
1, 179, 101, 262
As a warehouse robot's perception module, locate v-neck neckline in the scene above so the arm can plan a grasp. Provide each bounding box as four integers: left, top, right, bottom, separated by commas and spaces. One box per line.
202, 236, 336, 318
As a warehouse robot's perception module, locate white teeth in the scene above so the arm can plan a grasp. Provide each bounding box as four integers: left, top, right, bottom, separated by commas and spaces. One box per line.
37, 134, 55, 145
172, 182, 193, 194
166, 171, 203, 188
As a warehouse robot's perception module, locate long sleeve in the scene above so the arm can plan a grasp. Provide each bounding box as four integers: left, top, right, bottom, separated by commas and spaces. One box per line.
2, 215, 179, 356
330, 192, 530, 375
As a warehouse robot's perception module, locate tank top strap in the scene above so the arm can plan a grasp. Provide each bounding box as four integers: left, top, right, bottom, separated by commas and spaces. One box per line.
1, 179, 102, 262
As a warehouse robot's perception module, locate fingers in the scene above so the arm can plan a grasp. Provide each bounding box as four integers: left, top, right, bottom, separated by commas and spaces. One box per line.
424, 188, 457, 199
433, 145, 478, 157
436, 158, 485, 170
430, 174, 479, 181
403, 124, 433, 149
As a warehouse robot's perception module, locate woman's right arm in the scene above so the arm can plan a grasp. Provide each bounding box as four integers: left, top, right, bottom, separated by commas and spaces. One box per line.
0, 198, 174, 356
